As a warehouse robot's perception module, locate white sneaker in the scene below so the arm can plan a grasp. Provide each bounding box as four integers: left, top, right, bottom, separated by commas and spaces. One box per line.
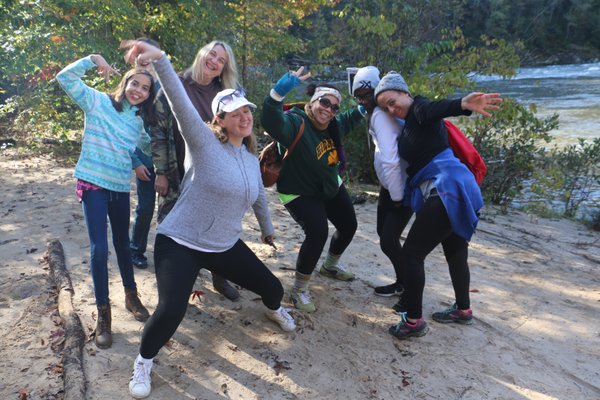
129, 356, 153, 399
266, 306, 296, 331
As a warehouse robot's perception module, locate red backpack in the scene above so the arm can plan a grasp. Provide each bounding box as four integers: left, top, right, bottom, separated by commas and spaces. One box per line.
444, 120, 487, 185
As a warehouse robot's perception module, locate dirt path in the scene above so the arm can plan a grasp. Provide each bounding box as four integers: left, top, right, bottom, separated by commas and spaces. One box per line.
1, 150, 599, 399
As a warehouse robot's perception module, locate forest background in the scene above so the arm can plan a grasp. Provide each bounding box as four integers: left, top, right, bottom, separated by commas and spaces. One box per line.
1, 0, 599, 225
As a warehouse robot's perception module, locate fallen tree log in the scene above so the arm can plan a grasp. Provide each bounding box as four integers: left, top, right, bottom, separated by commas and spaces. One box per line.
46, 239, 86, 400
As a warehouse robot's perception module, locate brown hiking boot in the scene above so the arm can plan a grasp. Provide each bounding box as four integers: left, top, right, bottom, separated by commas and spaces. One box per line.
94, 304, 112, 349
125, 287, 150, 322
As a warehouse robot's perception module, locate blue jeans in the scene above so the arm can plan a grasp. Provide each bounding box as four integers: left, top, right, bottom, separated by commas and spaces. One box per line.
130, 166, 156, 257
82, 189, 137, 305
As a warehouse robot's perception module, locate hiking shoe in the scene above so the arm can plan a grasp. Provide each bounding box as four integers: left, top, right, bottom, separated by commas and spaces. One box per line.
212, 274, 240, 301
129, 356, 153, 399
374, 283, 404, 297
319, 263, 355, 281
391, 298, 406, 314
125, 288, 150, 322
131, 253, 148, 269
432, 303, 473, 325
266, 307, 296, 332
389, 313, 429, 340
290, 289, 316, 313
94, 304, 112, 349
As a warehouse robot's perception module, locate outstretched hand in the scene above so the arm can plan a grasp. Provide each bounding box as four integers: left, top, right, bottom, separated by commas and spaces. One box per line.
461, 92, 502, 117
120, 40, 163, 67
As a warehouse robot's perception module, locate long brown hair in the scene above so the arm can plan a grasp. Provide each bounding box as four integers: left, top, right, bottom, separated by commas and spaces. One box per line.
109, 69, 156, 124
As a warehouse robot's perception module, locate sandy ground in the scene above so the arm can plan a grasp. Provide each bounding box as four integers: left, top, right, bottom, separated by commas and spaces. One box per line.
1, 149, 599, 400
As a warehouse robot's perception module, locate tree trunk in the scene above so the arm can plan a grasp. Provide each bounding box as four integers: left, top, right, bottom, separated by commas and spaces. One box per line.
46, 239, 87, 400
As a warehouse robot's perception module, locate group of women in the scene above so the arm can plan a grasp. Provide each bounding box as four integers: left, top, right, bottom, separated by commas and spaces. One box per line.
56, 38, 501, 399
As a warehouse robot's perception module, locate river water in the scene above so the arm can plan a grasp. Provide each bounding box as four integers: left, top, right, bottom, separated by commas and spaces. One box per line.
474, 62, 600, 217
474, 61, 600, 145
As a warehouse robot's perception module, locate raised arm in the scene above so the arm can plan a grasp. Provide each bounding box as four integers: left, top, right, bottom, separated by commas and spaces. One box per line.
260, 67, 310, 146
335, 106, 365, 139
121, 40, 208, 150
56, 54, 118, 112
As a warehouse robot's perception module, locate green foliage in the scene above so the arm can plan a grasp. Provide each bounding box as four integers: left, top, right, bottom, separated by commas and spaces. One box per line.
531, 138, 600, 218
396, 29, 521, 98
1, 0, 597, 224
0, 0, 327, 145
457, 98, 557, 208
459, 0, 600, 62
340, 116, 373, 184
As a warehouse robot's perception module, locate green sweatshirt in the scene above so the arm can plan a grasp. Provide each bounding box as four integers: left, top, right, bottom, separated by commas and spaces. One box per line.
261, 96, 364, 200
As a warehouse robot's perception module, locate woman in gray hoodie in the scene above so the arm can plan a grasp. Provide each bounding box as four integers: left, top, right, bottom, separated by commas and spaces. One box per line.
121, 40, 296, 399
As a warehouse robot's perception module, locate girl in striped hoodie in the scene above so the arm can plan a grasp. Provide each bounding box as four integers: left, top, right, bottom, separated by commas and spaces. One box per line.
56, 53, 155, 349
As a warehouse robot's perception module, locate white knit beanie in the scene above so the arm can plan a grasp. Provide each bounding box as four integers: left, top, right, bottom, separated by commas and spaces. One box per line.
351, 66, 380, 95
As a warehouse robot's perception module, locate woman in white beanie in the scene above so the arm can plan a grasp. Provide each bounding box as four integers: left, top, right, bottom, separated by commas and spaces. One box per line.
352, 66, 413, 312
375, 71, 501, 340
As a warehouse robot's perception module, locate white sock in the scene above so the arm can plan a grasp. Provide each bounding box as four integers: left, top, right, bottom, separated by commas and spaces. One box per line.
136, 354, 154, 368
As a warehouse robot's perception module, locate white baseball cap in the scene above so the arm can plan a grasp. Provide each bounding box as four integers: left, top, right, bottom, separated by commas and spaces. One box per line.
211, 88, 257, 116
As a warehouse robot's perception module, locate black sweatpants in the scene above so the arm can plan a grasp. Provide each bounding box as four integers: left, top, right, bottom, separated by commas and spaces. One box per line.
376, 187, 414, 286
284, 184, 357, 275
139, 234, 283, 359
402, 195, 470, 320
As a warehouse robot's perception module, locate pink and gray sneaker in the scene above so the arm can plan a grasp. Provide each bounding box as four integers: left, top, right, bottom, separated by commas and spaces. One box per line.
432, 303, 473, 325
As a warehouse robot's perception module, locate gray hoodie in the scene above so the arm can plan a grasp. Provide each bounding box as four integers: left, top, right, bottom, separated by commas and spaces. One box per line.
154, 54, 273, 252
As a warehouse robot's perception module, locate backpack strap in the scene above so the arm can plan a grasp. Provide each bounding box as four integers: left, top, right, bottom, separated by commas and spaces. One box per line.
282, 119, 305, 161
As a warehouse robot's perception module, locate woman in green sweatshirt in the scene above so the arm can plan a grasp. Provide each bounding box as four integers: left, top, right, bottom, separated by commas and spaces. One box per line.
261, 67, 365, 313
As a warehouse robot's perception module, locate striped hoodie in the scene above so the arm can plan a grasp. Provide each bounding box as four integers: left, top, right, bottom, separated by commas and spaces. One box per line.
56, 56, 149, 192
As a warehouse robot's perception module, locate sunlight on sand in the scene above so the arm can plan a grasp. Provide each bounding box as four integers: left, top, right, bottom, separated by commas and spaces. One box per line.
492, 377, 560, 400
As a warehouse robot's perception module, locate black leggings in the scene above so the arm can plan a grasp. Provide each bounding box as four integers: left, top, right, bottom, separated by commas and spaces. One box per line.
402, 195, 470, 319
376, 187, 414, 286
139, 234, 284, 359
284, 184, 357, 275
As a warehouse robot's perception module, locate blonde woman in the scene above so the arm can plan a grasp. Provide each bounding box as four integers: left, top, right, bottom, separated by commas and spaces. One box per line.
151, 40, 241, 300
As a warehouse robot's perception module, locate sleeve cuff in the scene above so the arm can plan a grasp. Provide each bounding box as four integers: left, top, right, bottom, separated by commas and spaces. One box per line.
270, 89, 284, 102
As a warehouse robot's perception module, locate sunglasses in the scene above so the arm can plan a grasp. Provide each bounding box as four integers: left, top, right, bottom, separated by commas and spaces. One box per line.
318, 97, 340, 114
217, 88, 246, 114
